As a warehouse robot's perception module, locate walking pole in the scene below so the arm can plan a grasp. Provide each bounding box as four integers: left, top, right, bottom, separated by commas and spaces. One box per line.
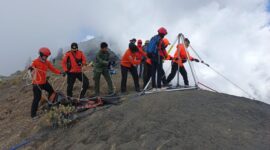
180, 35, 198, 88
79, 65, 85, 99
139, 76, 152, 96
176, 34, 181, 87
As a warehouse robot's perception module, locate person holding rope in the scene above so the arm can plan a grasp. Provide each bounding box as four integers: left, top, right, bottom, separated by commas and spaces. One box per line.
28, 47, 64, 118
166, 38, 199, 86
120, 43, 141, 93
147, 27, 168, 90
93, 42, 115, 96
143, 38, 171, 88
62, 42, 89, 98
160, 38, 172, 86
142, 40, 152, 88
136, 39, 145, 78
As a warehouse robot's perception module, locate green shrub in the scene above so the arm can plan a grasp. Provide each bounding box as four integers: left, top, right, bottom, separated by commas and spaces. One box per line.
45, 105, 76, 128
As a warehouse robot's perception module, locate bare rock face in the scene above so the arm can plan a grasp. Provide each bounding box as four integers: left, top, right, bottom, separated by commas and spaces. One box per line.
1, 66, 270, 150
8, 90, 269, 150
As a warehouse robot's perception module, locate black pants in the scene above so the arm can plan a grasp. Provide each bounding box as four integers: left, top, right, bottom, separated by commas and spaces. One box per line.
151, 58, 163, 88
67, 72, 89, 98
31, 82, 54, 118
121, 65, 140, 92
161, 67, 167, 85
138, 63, 143, 78
167, 62, 189, 85
143, 63, 152, 88
143, 62, 166, 88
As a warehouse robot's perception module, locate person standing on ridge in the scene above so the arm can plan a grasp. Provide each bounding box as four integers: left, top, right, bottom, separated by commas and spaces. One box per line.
29, 47, 64, 118
166, 38, 199, 86
93, 42, 115, 96
120, 43, 141, 93
137, 39, 145, 78
159, 38, 172, 86
146, 27, 168, 90
142, 40, 152, 88
62, 42, 89, 98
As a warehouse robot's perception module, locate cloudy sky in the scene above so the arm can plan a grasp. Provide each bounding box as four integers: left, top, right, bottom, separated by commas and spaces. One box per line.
0, 0, 270, 103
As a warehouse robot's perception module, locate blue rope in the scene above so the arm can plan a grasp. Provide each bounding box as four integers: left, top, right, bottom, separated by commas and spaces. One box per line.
9, 139, 32, 150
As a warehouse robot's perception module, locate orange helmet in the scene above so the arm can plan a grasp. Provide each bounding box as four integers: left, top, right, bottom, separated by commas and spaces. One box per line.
39, 47, 51, 57
163, 38, 170, 46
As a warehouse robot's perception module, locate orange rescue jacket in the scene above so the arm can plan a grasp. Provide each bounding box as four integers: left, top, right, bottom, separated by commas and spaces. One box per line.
31, 58, 61, 85
173, 44, 194, 66
62, 50, 87, 73
121, 49, 141, 68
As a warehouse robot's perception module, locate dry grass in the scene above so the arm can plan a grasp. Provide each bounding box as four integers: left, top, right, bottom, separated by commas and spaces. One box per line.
0, 66, 144, 148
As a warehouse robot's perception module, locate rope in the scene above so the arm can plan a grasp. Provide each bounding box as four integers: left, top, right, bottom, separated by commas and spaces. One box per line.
22, 70, 33, 86
208, 66, 255, 99
198, 82, 219, 93
189, 45, 256, 100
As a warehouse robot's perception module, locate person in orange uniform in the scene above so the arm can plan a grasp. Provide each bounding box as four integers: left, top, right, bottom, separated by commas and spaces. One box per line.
166, 38, 199, 86
159, 38, 172, 85
121, 43, 141, 93
62, 42, 89, 98
136, 39, 145, 78
29, 47, 63, 118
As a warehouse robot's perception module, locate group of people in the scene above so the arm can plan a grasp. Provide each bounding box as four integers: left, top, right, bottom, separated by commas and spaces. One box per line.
28, 27, 199, 118
120, 27, 200, 93
29, 42, 114, 118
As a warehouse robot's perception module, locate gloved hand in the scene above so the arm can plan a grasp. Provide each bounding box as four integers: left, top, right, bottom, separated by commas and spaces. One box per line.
193, 58, 200, 62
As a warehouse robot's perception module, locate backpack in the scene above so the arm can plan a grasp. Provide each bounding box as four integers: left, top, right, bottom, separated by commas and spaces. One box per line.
146, 35, 161, 54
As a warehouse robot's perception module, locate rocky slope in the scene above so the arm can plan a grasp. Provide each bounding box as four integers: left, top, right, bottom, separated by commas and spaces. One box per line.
1, 71, 270, 149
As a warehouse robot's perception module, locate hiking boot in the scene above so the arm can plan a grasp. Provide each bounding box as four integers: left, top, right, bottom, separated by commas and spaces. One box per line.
184, 85, 190, 88
32, 115, 40, 121
150, 88, 157, 92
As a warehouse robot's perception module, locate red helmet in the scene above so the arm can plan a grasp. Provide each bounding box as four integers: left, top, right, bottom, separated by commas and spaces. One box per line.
158, 27, 167, 35
137, 39, 142, 45
39, 47, 51, 57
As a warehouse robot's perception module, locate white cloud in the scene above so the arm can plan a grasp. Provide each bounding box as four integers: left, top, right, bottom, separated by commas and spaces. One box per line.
0, 0, 269, 103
